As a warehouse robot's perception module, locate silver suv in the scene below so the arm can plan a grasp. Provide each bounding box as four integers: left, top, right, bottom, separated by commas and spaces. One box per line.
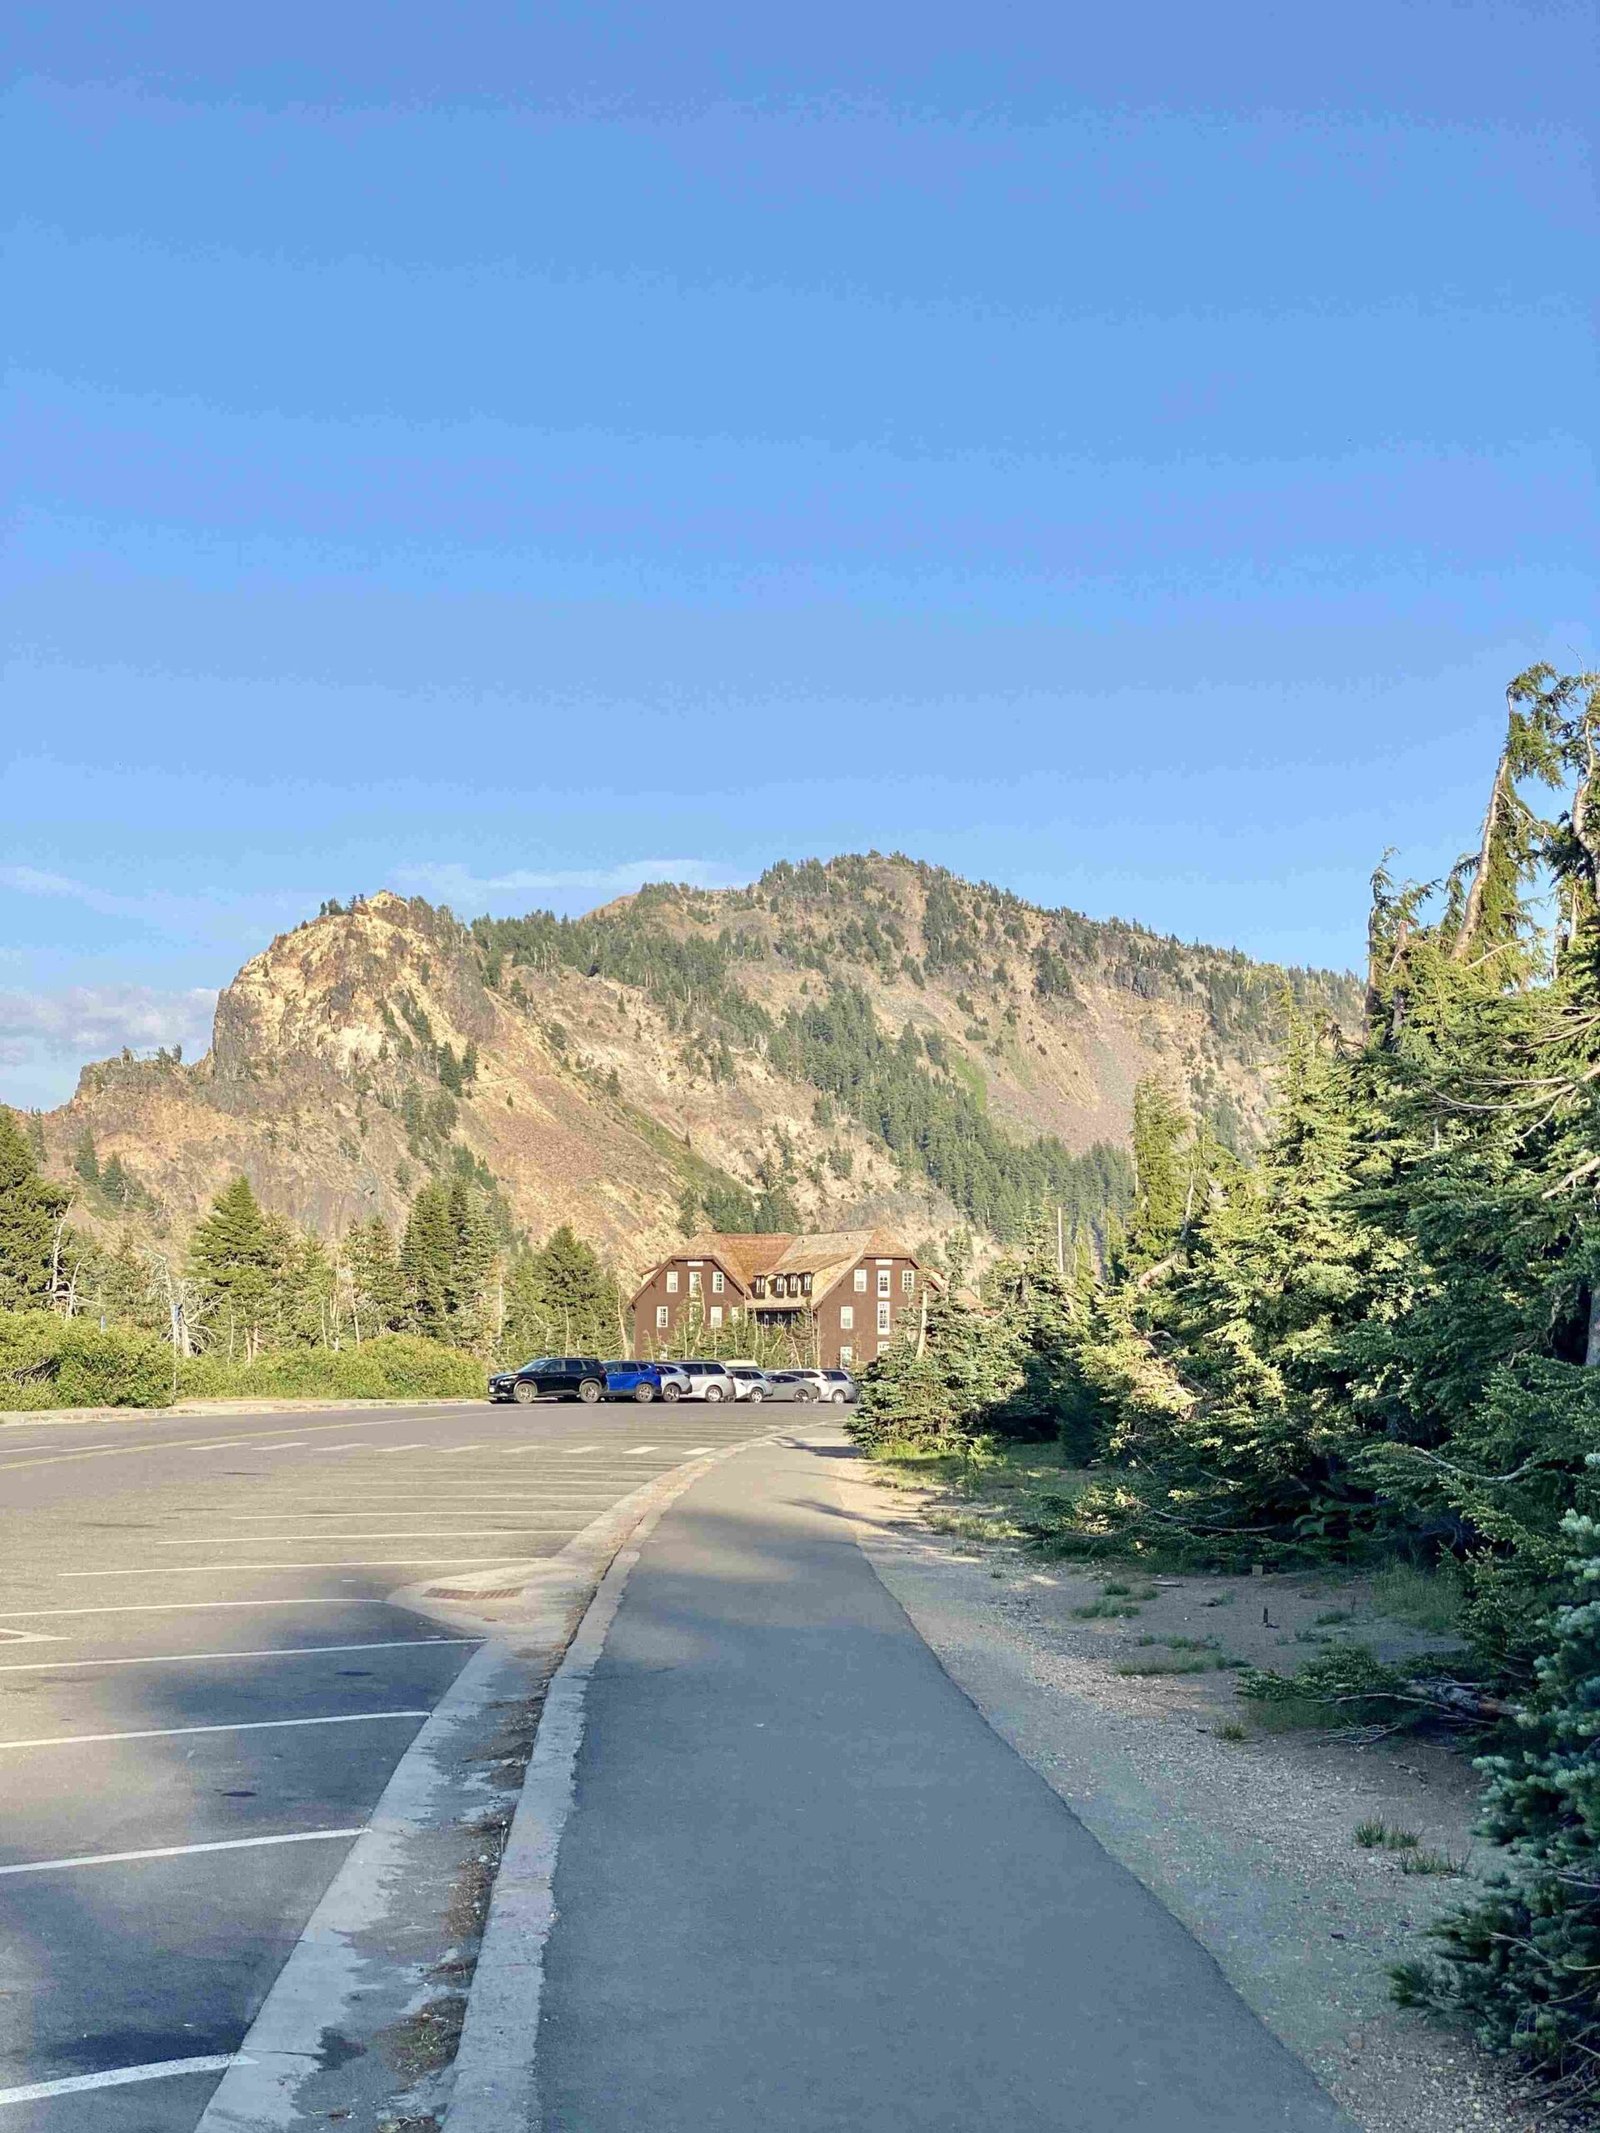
728, 1365, 773, 1403
677, 1359, 736, 1403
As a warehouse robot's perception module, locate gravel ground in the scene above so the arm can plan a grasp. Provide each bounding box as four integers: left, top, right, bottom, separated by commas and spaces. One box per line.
831, 1462, 1589, 2133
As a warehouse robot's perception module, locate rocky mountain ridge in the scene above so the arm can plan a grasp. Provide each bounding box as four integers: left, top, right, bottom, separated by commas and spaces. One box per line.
28, 855, 1361, 1280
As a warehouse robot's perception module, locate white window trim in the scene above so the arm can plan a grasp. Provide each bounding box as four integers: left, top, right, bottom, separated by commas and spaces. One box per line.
689, 1270, 701, 1294
877, 1270, 891, 1297
666, 1270, 679, 1294
839, 1344, 853, 1364
709, 1305, 723, 1328
853, 1268, 868, 1292
656, 1305, 669, 1329
839, 1305, 854, 1331
877, 1302, 891, 1333
711, 1269, 724, 1293
902, 1269, 914, 1293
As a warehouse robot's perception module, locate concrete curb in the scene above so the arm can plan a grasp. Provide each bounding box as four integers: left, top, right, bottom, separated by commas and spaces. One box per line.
441, 1433, 766, 2133
193, 1430, 770, 2131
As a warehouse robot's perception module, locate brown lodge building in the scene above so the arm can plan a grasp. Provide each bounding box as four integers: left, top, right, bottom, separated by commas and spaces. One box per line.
630, 1230, 933, 1370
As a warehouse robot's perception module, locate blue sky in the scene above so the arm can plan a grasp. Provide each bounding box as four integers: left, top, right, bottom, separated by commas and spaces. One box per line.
4, 0, 1595, 1107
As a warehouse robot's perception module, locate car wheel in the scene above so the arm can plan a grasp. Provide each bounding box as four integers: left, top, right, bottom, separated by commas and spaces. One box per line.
661, 1383, 681, 1402
577, 1379, 602, 1403
633, 1382, 656, 1403
746, 1388, 764, 1403
513, 1381, 538, 1405
703, 1384, 725, 1402
831, 1388, 848, 1403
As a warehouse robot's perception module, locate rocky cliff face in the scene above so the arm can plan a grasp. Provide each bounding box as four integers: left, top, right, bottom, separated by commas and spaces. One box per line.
34, 861, 1361, 1279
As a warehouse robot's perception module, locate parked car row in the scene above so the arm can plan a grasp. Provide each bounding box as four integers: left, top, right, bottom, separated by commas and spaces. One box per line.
486, 1356, 859, 1406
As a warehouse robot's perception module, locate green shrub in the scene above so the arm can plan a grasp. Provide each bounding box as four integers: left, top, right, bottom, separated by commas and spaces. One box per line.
0, 1311, 174, 1410
179, 1335, 482, 1403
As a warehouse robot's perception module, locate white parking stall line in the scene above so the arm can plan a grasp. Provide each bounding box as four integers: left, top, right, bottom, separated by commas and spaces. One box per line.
623, 1445, 660, 1455
0, 2054, 246, 2106
208, 1507, 612, 1519
0, 1829, 365, 1877
60, 1557, 528, 1578
434, 1446, 484, 1456
0, 1637, 481, 1674
156, 1528, 577, 1543
0, 1599, 397, 1619
0, 1710, 431, 1751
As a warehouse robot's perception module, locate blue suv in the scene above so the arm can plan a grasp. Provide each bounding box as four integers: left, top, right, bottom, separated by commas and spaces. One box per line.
601, 1360, 690, 1404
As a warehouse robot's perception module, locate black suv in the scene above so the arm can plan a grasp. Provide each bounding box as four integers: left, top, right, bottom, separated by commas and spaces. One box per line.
488, 1356, 606, 1404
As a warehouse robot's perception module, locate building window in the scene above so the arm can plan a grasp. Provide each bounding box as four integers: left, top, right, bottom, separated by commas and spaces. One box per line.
839, 1305, 854, 1331
853, 1268, 868, 1292
709, 1305, 723, 1328
711, 1269, 724, 1294
801, 1272, 813, 1295
656, 1305, 669, 1329
727, 1306, 739, 1322
877, 1341, 889, 1358
666, 1269, 679, 1294
839, 1344, 853, 1365
877, 1302, 891, 1334
689, 1269, 701, 1294
902, 1269, 914, 1294
753, 1276, 765, 1297
877, 1270, 891, 1297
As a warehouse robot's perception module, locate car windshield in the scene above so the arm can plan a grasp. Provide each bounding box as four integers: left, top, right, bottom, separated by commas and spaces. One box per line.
521, 1359, 554, 1372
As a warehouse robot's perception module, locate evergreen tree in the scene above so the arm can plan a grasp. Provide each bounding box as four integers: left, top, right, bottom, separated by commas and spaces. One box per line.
1124, 1078, 1190, 1271
345, 1217, 405, 1338
444, 1177, 497, 1350
400, 1183, 454, 1339
189, 1177, 282, 1362
281, 1229, 337, 1346
503, 1224, 619, 1358
852, 1274, 1024, 1452
0, 1106, 71, 1311
73, 1131, 100, 1191
1394, 1487, 1600, 2086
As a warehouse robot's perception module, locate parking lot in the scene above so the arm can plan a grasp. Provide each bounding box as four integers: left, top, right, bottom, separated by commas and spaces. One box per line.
0, 1399, 762, 2129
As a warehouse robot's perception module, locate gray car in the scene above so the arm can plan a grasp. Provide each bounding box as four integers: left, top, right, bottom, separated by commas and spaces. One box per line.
761, 1370, 822, 1404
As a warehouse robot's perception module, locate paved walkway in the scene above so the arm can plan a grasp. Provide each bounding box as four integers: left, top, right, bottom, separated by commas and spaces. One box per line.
537, 1435, 1352, 2131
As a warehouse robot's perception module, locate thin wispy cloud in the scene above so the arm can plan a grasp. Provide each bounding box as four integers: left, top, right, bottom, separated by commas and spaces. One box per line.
0, 985, 218, 1069
392, 858, 748, 909
0, 865, 317, 946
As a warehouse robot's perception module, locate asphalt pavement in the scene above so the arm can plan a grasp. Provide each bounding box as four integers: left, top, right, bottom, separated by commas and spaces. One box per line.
0, 1398, 756, 2130
535, 1433, 1354, 2132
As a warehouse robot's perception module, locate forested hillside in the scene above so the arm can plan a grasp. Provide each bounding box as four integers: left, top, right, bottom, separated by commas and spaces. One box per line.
854, 667, 1600, 2099
15, 853, 1355, 1296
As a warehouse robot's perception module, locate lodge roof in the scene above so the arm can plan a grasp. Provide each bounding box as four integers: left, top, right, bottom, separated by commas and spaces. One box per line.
631, 1228, 930, 1306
